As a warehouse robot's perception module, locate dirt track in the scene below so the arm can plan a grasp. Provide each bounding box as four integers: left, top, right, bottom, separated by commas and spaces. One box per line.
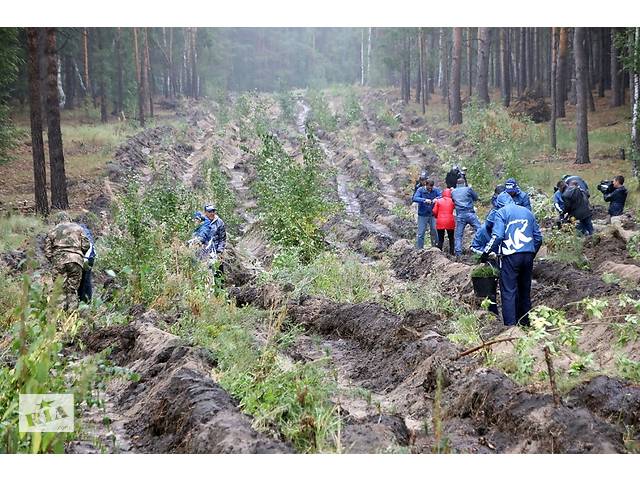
47, 91, 640, 453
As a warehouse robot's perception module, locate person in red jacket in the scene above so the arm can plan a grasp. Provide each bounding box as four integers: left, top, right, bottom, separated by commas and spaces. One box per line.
433, 188, 456, 254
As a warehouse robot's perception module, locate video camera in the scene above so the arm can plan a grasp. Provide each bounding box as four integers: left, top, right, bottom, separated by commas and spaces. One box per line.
597, 180, 614, 194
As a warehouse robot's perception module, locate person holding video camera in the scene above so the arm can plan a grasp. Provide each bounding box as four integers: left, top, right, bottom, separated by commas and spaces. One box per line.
445, 164, 467, 189
598, 175, 628, 217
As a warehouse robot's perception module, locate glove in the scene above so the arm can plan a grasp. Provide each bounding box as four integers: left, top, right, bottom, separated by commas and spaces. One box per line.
488, 252, 497, 260
480, 252, 489, 263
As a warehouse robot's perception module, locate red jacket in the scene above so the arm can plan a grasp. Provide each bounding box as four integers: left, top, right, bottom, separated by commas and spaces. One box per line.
432, 189, 456, 230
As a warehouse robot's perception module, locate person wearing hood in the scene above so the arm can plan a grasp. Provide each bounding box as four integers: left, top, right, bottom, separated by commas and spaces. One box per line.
432, 188, 455, 253
413, 178, 441, 248
482, 192, 543, 327
560, 180, 593, 235
602, 175, 628, 217
504, 178, 532, 211
451, 178, 482, 256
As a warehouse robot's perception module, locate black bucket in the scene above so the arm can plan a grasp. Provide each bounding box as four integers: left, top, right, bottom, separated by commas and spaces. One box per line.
472, 276, 497, 298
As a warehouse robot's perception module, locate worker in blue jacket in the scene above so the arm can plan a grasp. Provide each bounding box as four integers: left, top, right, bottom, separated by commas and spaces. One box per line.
412, 178, 441, 249
504, 178, 532, 211
482, 192, 543, 327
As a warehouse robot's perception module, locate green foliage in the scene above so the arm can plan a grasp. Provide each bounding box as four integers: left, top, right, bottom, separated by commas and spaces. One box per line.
343, 90, 362, 126
628, 234, 640, 260
544, 222, 589, 269
201, 146, 239, 235
567, 353, 595, 377
462, 101, 540, 197
0, 28, 20, 164
0, 280, 102, 453
470, 263, 498, 278
277, 90, 296, 126
307, 90, 337, 132
254, 132, 335, 262
374, 102, 399, 129
102, 179, 200, 305
0, 214, 46, 253
615, 294, 640, 346
171, 299, 340, 452
616, 355, 640, 383
408, 131, 431, 146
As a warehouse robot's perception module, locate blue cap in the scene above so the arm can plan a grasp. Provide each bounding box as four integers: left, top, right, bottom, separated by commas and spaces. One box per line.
504, 178, 519, 194
204, 204, 217, 213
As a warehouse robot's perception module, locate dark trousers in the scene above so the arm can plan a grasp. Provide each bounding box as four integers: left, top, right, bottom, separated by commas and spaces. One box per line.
437, 229, 455, 254
499, 252, 534, 326
576, 216, 594, 236
78, 269, 93, 303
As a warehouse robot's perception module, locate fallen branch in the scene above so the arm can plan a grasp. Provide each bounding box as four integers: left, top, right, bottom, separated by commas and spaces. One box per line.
455, 336, 520, 360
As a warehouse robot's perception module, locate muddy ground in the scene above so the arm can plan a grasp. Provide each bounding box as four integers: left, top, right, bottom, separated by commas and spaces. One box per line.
4, 90, 640, 454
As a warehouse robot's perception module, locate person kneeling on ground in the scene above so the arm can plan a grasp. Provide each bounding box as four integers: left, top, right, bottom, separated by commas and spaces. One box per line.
451, 178, 482, 257
412, 178, 441, 249
433, 188, 455, 254
44, 212, 92, 311
482, 192, 543, 327
600, 175, 628, 217
560, 180, 593, 235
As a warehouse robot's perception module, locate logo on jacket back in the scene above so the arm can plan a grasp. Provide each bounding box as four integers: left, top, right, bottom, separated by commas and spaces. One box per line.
502, 219, 532, 255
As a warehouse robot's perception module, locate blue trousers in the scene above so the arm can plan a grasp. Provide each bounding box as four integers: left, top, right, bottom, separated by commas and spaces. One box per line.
78, 269, 93, 303
576, 216, 593, 236
454, 211, 481, 256
416, 215, 437, 249
499, 252, 534, 326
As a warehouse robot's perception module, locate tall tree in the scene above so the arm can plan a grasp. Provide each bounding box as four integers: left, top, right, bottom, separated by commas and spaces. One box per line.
133, 28, 145, 127
611, 28, 624, 107
450, 28, 463, 125
556, 28, 568, 117
574, 28, 590, 164
82, 27, 90, 101
501, 27, 511, 107
477, 27, 491, 105
115, 27, 124, 117
467, 27, 474, 98
632, 27, 640, 179
366, 27, 373, 86
45, 28, 69, 209
144, 28, 154, 117
26, 28, 49, 215
518, 27, 527, 95
550, 27, 558, 152
97, 28, 108, 123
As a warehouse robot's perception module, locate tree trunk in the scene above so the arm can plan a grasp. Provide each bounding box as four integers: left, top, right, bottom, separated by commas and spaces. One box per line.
477, 27, 491, 105
450, 28, 463, 125
527, 28, 535, 90
441, 29, 449, 106
82, 27, 90, 101
501, 28, 511, 107
585, 29, 596, 112
611, 28, 624, 107
550, 27, 558, 152
598, 28, 606, 97
97, 28, 107, 123
133, 28, 145, 127
45, 28, 69, 209
144, 28, 154, 117
416, 31, 422, 104
191, 27, 198, 99
360, 28, 365, 86
367, 27, 372, 86
26, 28, 49, 215
575, 28, 590, 164
467, 27, 474, 98
556, 28, 568, 117
115, 27, 124, 116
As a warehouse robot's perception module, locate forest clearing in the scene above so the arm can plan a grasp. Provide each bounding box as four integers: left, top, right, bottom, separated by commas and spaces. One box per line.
1, 18, 640, 466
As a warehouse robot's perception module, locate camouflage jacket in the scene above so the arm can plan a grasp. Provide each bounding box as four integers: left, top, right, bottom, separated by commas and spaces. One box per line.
44, 222, 91, 267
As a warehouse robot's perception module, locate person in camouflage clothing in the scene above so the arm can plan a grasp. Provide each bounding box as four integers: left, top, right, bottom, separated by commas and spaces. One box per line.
44, 212, 91, 310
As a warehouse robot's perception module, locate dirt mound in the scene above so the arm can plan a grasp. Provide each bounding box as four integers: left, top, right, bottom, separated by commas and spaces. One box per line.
90, 320, 291, 453
508, 91, 551, 123
389, 240, 473, 296
0, 249, 27, 272
532, 259, 619, 307
341, 414, 411, 453
443, 367, 625, 453
567, 375, 640, 429
108, 126, 194, 184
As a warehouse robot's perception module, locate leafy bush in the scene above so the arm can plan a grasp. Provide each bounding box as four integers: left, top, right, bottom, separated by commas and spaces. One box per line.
307, 90, 337, 132
462, 101, 540, 197
0, 281, 103, 453
544, 222, 589, 269
343, 90, 362, 126
254, 132, 335, 262
470, 263, 498, 278
201, 146, 239, 235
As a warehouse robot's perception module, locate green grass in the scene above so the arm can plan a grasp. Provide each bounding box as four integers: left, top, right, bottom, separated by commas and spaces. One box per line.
0, 215, 45, 252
